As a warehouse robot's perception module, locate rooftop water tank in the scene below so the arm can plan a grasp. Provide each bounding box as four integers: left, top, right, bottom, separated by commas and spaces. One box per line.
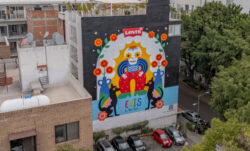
0, 95, 50, 112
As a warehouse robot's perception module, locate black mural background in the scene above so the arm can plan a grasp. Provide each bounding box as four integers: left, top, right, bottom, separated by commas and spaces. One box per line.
81, 0, 181, 100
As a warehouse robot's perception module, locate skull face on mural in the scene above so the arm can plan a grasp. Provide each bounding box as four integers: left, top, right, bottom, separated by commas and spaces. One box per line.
124, 46, 142, 65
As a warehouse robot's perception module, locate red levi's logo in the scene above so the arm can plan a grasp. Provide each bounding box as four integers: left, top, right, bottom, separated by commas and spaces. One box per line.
123, 27, 144, 37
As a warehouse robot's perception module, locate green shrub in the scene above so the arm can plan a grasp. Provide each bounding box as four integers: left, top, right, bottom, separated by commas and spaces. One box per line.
93, 131, 106, 142
124, 121, 149, 132
141, 127, 153, 134
112, 127, 124, 135
57, 144, 88, 151
112, 121, 149, 135
186, 122, 195, 131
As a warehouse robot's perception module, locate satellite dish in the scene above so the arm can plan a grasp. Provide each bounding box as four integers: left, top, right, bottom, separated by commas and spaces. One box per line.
26, 33, 34, 44
52, 32, 64, 45
44, 32, 49, 39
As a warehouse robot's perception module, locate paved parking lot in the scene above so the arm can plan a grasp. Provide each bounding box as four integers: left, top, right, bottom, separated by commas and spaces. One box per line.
141, 135, 197, 151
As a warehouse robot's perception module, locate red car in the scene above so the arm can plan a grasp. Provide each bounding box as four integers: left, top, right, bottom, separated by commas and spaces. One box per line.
152, 129, 172, 148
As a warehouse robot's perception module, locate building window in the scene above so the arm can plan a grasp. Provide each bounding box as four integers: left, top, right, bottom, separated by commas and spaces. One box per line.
6, 6, 24, 19
0, 26, 7, 36
0, 6, 6, 19
168, 24, 181, 37
55, 121, 79, 144
70, 26, 77, 44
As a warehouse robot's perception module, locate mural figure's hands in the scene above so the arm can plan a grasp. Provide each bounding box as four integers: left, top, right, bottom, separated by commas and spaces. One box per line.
122, 74, 127, 79
139, 71, 144, 77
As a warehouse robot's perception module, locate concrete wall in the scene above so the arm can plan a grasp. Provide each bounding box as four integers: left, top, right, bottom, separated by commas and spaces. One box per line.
18, 44, 70, 92
0, 97, 93, 151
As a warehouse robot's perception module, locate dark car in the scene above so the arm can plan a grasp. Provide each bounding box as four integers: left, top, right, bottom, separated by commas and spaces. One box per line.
112, 136, 133, 151
182, 110, 200, 123
127, 135, 146, 151
152, 129, 172, 148
96, 139, 115, 151
165, 126, 185, 146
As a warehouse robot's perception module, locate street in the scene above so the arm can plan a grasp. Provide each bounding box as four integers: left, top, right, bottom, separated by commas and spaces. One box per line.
178, 79, 218, 122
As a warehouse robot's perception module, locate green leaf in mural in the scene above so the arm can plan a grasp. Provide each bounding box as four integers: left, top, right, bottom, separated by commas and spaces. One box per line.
97, 49, 101, 54
159, 49, 164, 52
156, 34, 159, 40
99, 54, 104, 58
155, 41, 160, 44
104, 37, 108, 44
105, 45, 110, 48
162, 43, 166, 48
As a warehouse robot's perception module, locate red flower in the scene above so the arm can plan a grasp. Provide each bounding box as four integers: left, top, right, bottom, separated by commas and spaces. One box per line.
98, 111, 108, 121
156, 54, 163, 61
93, 68, 102, 76
151, 61, 158, 68
161, 33, 168, 41
94, 38, 103, 47
148, 31, 155, 38
110, 34, 117, 42
106, 66, 113, 74
100, 60, 108, 68
161, 60, 168, 67
156, 100, 164, 109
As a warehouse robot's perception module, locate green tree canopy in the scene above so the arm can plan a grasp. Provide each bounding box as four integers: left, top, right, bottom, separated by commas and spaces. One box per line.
183, 118, 250, 151
211, 54, 250, 119
181, 2, 250, 86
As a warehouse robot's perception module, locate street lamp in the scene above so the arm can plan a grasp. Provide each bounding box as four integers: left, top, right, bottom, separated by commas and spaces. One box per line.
193, 91, 210, 114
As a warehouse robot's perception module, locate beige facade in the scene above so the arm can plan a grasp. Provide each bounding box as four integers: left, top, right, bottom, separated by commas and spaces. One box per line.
0, 83, 93, 151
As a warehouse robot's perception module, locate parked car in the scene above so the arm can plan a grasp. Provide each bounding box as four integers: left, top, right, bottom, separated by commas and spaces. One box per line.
127, 135, 147, 151
112, 136, 133, 151
165, 126, 185, 146
152, 129, 172, 148
96, 139, 115, 151
182, 110, 200, 123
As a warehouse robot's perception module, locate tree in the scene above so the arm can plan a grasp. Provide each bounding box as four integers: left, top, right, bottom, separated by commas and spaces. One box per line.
181, 2, 250, 86
211, 54, 250, 119
183, 118, 250, 151
57, 144, 88, 151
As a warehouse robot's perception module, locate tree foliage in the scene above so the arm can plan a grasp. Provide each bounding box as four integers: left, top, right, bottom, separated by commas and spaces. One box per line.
211, 54, 250, 119
183, 118, 249, 151
181, 2, 250, 86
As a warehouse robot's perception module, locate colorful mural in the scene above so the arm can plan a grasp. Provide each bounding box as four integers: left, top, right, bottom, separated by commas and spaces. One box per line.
92, 27, 174, 121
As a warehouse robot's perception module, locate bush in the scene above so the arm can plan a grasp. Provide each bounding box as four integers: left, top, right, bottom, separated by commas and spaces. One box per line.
112, 121, 149, 135
93, 131, 106, 142
112, 127, 124, 135
57, 144, 88, 151
186, 122, 195, 131
141, 127, 153, 134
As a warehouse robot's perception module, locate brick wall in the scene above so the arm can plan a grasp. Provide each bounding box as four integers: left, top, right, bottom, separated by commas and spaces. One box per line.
0, 98, 93, 151
0, 45, 11, 59
26, 9, 62, 40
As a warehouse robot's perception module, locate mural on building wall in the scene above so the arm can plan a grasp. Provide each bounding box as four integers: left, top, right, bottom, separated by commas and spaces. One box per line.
92, 27, 176, 121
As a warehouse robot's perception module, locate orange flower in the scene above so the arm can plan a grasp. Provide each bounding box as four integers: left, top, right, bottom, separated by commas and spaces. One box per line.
94, 38, 103, 47
106, 66, 113, 74
156, 54, 163, 61
98, 111, 108, 121
100, 60, 108, 68
155, 100, 164, 109
110, 34, 117, 42
161, 60, 168, 67
161, 33, 168, 41
93, 68, 102, 76
148, 31, 155, 38
151, 61, 158, 68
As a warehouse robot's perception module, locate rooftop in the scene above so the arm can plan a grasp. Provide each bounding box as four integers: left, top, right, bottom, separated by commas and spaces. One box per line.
0, 0, 147, 5
0, 60, 91, 113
